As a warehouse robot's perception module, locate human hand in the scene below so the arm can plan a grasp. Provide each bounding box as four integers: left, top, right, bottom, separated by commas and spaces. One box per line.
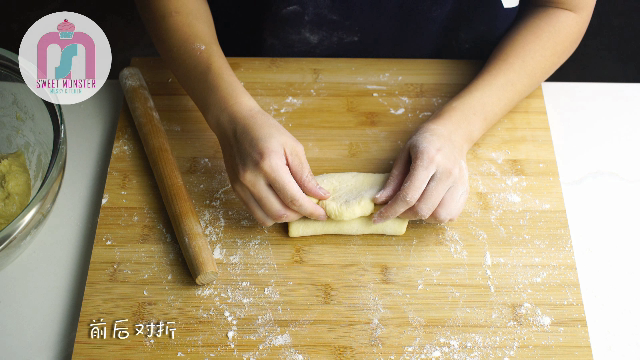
210, 103, 329, 226
372, 122, 470, 224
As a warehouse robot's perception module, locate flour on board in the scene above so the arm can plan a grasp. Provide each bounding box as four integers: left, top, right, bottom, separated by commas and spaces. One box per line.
98, 90, 578, 358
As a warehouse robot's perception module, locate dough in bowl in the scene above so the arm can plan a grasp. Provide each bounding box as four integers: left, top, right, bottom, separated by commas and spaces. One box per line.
288, 172, 409, 237
0, 151, 31, 230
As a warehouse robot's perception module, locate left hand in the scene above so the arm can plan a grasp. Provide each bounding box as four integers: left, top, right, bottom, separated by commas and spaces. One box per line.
373, 121, 470, 224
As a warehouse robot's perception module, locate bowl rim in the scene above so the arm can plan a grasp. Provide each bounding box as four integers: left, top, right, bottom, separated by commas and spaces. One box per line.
0, 48, 67, 251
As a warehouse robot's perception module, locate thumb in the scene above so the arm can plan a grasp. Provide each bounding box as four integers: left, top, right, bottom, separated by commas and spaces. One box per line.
374, 148, 410, 204
286, 147, 330, 200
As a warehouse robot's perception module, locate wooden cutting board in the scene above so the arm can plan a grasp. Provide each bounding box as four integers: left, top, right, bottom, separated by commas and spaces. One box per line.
73, 58, 591, 359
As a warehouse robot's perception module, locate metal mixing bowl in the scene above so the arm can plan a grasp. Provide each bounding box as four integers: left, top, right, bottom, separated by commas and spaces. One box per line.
0, 48, 66, 270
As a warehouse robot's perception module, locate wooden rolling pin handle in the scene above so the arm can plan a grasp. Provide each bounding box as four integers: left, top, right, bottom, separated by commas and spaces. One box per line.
119, 67, 218, 285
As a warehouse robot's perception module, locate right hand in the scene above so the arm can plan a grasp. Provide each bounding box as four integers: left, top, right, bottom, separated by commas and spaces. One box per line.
210, 102, 330, 226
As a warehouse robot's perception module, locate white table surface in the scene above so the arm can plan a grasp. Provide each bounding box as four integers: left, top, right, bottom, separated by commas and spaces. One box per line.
0, 80, 638, 359
542, 83, 640, 359
0, 81, 122, 359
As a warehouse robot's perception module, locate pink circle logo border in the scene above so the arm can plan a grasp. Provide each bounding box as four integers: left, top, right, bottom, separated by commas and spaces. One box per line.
19, 12, 112, 105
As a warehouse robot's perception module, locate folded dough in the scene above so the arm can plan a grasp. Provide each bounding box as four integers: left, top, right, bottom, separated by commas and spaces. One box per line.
288, 215, 409, 237
288, 172, 409, 237
310, 172, 388, 220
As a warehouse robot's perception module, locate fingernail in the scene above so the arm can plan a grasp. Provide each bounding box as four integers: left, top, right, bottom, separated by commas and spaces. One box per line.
318, 186, 330, 197
372, 215, 383, 224
318, 213, 328, 221
374, 190, 384, 199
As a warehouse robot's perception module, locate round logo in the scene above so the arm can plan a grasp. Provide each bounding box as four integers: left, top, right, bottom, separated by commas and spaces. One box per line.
19, 12, 112, 105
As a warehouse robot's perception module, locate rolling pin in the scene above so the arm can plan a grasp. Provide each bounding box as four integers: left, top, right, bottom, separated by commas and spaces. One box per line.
119, 67, 218, 285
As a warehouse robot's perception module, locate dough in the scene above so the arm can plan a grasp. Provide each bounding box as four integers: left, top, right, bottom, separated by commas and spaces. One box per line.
0, 151, 31, 230
313, 172, 388, 221
288, 172, 409, 237
289, 215, 409, 237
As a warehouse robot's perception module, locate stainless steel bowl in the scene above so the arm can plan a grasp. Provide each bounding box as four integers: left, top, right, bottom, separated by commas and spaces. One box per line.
0, 48, 66, 270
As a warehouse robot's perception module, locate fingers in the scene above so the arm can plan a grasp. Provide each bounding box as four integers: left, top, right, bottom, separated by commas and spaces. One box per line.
232, 183, 275, 227
372, 157, 436, 224
374, 148, 410, 204
249, 179, 303, 223
423, 183, 469, 223
285, 147, 330, 200
220, 111, 332, 226
232, 143, 328, 225
267, 157, 328, 221
398, 173, 453, 220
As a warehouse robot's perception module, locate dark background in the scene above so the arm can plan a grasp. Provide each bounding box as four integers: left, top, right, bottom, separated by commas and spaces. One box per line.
5, 1, 639, 82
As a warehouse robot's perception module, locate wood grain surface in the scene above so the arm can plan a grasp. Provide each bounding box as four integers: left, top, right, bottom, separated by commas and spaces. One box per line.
73, 58, 591, 359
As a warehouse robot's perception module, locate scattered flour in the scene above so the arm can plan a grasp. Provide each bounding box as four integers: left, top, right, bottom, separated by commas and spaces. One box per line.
213, 244, 225, 259
104, 89, 573, 359
269, 333, 291, 346
484, 252, 492, 266
506, 193, 521, 203
511, 303, 553, 329
268, 96, 304, 120
284, 96, 302, 106
192, 43, 205, 54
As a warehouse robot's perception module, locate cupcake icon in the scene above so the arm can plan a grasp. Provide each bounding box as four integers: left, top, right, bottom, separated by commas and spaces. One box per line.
37, 14, 98, 80
57, 19, 75, 39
